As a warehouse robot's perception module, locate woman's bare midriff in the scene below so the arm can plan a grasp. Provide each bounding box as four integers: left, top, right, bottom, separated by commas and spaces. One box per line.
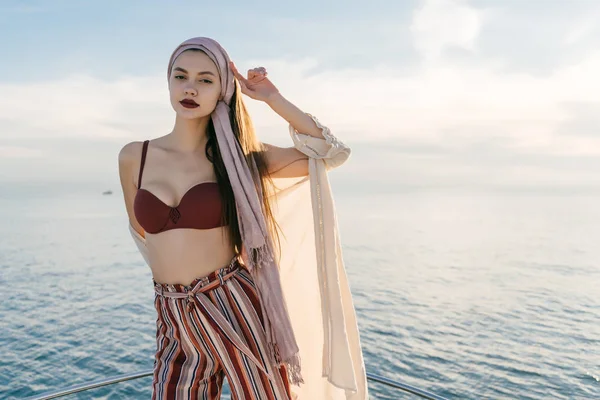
146, 225, 237, 285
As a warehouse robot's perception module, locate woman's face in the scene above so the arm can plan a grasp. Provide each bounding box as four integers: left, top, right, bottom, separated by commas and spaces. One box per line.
168, 50, 221, 119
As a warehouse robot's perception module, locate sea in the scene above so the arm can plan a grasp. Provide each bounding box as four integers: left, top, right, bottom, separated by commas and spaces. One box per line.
0, 182, 598, 399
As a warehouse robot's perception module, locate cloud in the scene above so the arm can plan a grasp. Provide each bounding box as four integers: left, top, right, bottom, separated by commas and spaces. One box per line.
410, 0, 486, 61
2, 47, 600, 189
0, 146, 43, 158
555, 102, 600, 140
562, 15, 599, 46
1, 0, 599, 191
0, 74, 172, 141
1, 59, 598, 151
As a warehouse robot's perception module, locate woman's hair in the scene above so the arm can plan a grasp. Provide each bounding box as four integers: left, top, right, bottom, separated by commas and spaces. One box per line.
184, 49, 282, 260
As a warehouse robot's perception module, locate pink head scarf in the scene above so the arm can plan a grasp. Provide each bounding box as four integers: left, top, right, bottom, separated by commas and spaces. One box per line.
166, 37, 303, 385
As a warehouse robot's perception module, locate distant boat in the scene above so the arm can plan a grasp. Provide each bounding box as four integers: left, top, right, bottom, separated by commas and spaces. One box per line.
102, 190, 113, 195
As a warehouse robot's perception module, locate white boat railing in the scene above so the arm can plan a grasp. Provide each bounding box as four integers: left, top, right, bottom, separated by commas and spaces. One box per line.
24, 369, 450, 400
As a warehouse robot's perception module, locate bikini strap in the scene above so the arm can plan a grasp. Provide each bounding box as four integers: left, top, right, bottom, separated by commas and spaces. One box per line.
138, 140, 149, 189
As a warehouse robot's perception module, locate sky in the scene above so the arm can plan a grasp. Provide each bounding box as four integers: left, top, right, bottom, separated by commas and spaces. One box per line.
1, 0, 599, 194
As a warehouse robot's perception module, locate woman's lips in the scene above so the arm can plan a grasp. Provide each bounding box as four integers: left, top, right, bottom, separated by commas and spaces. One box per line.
180, 100, 199, 109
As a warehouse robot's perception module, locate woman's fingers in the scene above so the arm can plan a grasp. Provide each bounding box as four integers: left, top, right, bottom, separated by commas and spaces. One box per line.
247, 67, 268, 80
237, 77, 250, 93
229, 61, 247, 82
231, 60, 268, 80
230, 61, 270, 97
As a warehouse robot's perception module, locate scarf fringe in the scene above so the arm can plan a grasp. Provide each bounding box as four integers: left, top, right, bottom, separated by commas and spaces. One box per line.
285, 353, 305, 386
248, 244, 274, 272
269, 341, 305, 386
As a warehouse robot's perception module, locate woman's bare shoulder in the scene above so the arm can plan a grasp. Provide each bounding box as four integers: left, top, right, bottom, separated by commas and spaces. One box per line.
118, 140, 145, 165
117, 141, 147, 238
118, 141, 147, 191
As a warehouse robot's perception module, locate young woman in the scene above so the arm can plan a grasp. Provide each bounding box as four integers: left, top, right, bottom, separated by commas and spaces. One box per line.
118, 37, 368, 400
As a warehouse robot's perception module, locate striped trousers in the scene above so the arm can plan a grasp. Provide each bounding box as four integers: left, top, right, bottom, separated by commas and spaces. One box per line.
151, 255, 293, 400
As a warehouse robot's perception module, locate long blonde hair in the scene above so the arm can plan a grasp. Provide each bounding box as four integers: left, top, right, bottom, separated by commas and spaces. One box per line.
202, 69, 282, 260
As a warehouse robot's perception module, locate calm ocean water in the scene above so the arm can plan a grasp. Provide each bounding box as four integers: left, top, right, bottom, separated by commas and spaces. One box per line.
0, 184, 598, 399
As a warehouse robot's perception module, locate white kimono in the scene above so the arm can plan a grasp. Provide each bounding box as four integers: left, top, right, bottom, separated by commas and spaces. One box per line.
128, 114, 369, 400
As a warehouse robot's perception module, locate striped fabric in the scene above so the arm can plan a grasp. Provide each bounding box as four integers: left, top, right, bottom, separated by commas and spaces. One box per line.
151, 255, 294, 400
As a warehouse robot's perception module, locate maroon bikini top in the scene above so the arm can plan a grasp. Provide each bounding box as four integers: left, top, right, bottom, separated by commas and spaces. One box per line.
133, 140, 227, 234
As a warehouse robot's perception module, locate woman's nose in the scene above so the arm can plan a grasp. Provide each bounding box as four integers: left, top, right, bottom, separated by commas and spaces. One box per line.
184, 86, 197, 96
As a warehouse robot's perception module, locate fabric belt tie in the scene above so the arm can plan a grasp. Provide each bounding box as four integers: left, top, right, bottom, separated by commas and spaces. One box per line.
154, 266, 276, 383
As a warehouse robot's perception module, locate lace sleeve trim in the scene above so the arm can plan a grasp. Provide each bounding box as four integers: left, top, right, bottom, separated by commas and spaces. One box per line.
289, 113, 351, 169
306, 113, 346, 149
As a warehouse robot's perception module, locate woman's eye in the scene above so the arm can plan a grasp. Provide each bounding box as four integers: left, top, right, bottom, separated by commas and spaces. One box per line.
174, 76, 211, 83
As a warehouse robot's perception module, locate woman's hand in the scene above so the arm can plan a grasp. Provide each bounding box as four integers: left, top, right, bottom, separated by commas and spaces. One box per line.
229, 61, 280, 103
